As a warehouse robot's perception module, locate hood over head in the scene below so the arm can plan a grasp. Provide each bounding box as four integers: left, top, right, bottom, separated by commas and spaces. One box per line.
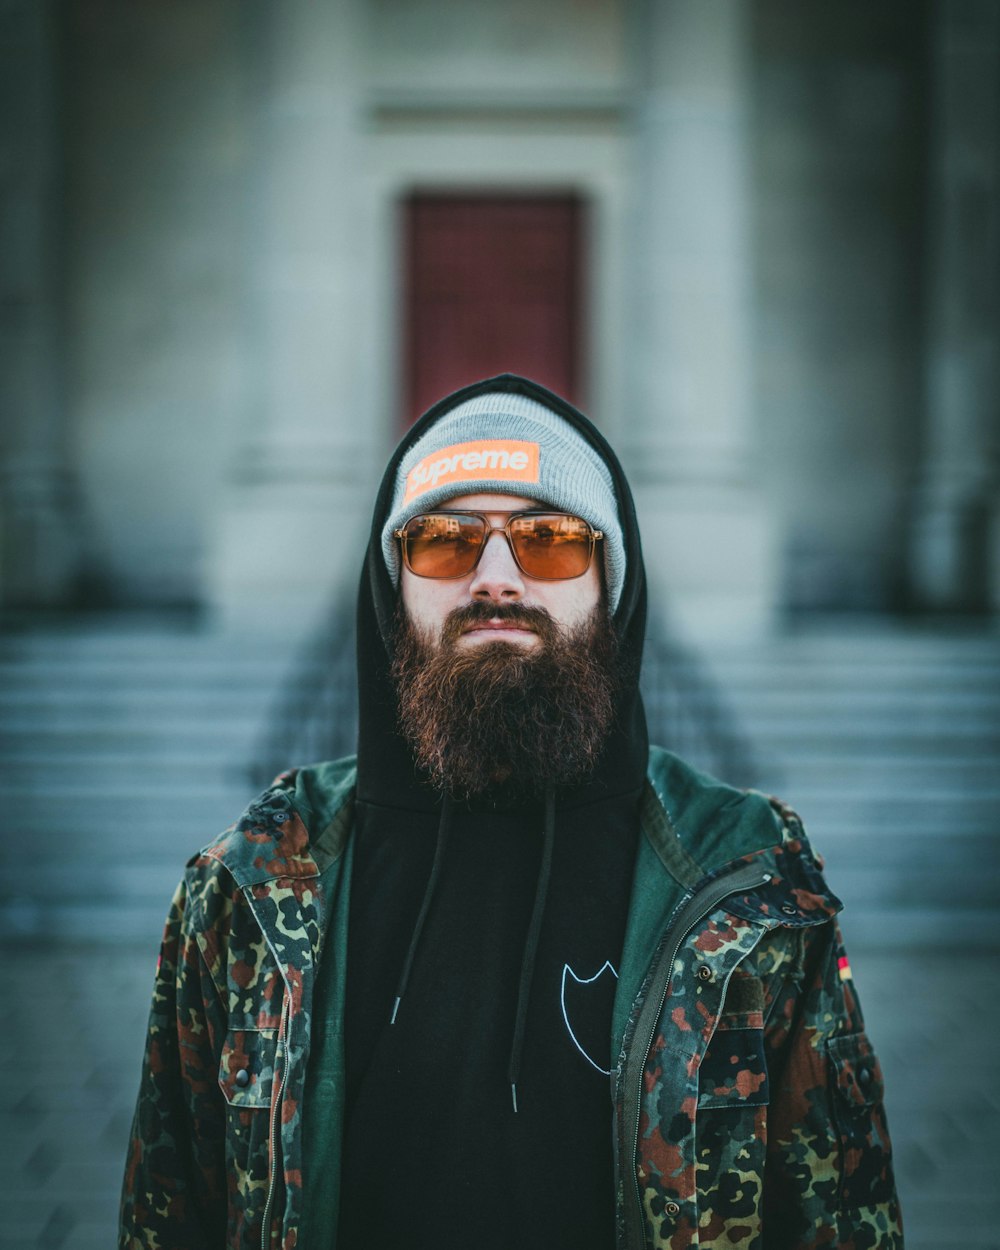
356, 372, 648, 812
380, 388, 627, 611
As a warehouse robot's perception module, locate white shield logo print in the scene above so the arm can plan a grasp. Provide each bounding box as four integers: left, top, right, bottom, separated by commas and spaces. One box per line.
560, 960, 619, 1075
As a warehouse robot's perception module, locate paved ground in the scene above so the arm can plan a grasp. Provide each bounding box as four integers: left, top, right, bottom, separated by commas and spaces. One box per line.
1, 934, 996, 1249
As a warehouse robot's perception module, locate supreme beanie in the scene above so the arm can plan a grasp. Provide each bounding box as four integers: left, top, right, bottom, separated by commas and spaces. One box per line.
381, 391, 625, 611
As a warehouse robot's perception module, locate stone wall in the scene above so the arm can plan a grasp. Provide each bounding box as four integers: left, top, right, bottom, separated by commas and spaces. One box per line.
1, 0, 995, 628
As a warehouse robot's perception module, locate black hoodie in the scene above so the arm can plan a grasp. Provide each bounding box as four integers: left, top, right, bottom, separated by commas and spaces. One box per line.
335, 375, 650, 1249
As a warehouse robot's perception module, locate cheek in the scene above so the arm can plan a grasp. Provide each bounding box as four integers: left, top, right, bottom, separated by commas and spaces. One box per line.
570, 565, 603, 618
540, 567, 602, 628
400, 572, 456, 635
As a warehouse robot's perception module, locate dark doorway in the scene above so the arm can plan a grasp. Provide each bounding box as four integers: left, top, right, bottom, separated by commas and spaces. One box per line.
402, 193, 584, 427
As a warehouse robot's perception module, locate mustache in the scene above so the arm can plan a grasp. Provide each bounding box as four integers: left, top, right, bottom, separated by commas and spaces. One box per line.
440, 601, 559, 645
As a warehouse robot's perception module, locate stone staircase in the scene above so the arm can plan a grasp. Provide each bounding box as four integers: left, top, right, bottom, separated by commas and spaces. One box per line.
699, 620, 1000, 949
0, 615, 291, 942
1, 613, 997, 948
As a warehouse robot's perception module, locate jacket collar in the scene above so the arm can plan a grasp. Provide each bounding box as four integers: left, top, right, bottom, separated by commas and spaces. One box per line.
202, 757, 357, 889
204, 748, 841, 927
643, 745, 842, 926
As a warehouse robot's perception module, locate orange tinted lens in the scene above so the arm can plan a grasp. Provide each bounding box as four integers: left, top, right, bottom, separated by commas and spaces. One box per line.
509, 514, 593, 579
403, 513, 485, 578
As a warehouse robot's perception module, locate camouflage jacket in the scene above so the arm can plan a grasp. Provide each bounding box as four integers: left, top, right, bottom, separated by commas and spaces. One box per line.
120, 747, 902, 1249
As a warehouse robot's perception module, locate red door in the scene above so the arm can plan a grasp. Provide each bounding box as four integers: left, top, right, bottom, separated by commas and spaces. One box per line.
403, 194, 584, 427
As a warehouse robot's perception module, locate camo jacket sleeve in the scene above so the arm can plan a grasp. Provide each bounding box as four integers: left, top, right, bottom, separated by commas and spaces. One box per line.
760, 916, 902, 1248
119, 869, 229, 1249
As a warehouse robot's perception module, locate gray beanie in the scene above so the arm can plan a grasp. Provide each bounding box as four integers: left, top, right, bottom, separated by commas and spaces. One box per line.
381, 391, 625, 610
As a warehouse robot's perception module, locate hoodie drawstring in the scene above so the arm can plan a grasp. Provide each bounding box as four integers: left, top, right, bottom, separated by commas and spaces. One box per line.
507, 785, 555, 1113
389, 786, 557, 1116
390, 794, 454, 1024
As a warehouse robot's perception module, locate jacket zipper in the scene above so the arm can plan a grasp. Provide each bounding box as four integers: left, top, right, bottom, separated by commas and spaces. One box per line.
240, 880, 297, 1250
620, 862, 772, 1250
261, 992, 290, 1250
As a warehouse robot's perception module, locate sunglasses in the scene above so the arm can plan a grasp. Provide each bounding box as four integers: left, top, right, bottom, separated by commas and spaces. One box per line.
394, 510, 603, 581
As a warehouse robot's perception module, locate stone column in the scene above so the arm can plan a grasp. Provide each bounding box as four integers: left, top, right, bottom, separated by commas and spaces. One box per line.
623, 0, 775, 638
910, 1, 1000, 613
0, 1, 79, 608
209, 0, 378, 632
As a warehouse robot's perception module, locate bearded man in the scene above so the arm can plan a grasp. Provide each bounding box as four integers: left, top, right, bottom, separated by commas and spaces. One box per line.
120, 375, 902, 1250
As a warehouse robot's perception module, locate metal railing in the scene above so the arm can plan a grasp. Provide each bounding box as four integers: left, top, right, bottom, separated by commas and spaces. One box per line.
639, 623, 761, 788
247, 602, 760, 790
247, 604, 360, 789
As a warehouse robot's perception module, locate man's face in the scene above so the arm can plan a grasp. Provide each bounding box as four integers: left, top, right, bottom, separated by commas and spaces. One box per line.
392, 491, 616, 797
399, 492, 603, 649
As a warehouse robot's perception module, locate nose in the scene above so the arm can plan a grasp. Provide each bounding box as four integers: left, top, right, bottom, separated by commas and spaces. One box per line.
468, 530, 525, 602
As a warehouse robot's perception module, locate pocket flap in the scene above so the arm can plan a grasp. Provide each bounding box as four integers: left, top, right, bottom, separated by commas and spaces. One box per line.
827, 1031, 884, 1109
218, 1028, 277, 1108
698, 1024, 769, 1108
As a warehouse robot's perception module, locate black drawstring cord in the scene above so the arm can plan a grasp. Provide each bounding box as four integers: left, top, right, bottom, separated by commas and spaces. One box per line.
390, 795, 454, 1024
507, 785, 556, 1112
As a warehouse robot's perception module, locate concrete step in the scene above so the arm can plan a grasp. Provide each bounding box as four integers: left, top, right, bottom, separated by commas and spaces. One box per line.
650, 725, 1000, 760
660, 756, 1000, 789
0, 782, 254, 810
705, 656, 1000, 681
0, 759, 252, 785
0, 690, 283, 717
718, 689, 1000, 716
0, 728, 261, 761
0, 664, 290, 691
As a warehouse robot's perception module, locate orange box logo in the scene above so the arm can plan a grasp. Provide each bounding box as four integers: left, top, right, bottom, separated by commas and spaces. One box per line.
403, 439, 540, 504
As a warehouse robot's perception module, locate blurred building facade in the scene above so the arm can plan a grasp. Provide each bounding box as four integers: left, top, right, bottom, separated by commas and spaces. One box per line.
1, 0, 997, 639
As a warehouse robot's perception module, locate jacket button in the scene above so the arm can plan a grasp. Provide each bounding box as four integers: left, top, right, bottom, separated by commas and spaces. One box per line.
696, 964, 712, 981
780, 903, 797, 916
235, 1068, 250, 1087
272, 811, 288, 825
665, 1201, 680, 1217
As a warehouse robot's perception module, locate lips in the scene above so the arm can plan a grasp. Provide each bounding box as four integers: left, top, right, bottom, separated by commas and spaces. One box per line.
462, 620, 535, 634
442, 602, 555, 646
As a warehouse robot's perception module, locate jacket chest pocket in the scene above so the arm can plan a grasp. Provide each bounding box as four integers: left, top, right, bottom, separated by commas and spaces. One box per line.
697, 974, 769, 1110
218, 1027, 277, 1241
827, 1030, 895, 1209
219, 1027, 277, 1108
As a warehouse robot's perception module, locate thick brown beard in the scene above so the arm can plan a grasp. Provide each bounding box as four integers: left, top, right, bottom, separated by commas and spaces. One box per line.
391, 600, 619, 800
